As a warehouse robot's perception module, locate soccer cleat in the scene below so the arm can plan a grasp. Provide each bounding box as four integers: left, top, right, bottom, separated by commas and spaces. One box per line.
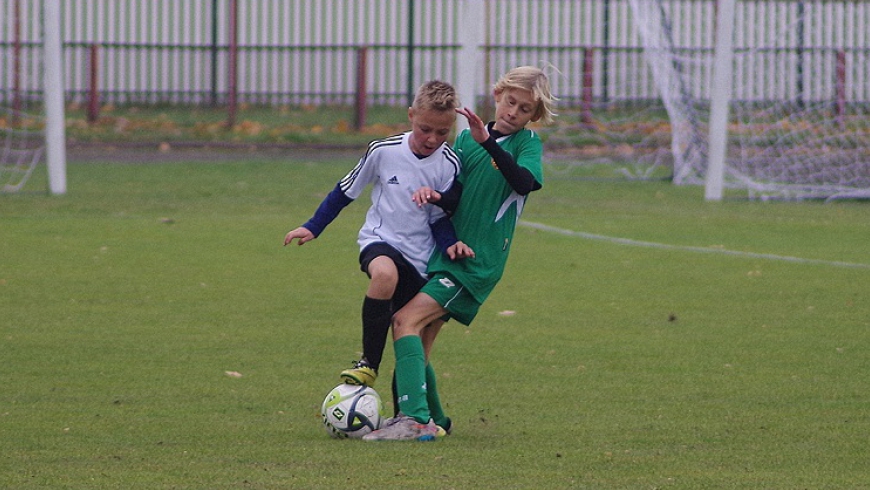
435, 417, 452, 437
362, 415, 438, 442
340, 360, 377, 386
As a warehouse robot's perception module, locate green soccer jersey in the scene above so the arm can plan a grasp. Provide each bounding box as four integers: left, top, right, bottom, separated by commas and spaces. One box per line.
427, 127, 544, 303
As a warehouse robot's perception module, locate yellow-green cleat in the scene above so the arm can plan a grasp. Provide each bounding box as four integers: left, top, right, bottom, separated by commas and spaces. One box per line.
340, 360, 378, 386
435, 417, 452, 438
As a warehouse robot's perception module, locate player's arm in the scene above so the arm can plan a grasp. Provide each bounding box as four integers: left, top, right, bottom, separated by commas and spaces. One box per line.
480, 136, 541, 195
429, 216, 474, 260
412, 181, 463, 216
284, 184, 353, 246
456, 106, 540, 195
434, 180, 462, 215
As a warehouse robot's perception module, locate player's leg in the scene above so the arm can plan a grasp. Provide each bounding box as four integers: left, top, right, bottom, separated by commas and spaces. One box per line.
364, 318, 441, 442
391, 292, 447, 423
421, 319, 443, 360
360, 255, 398, 370
342, 247, 398, 386
388, 319, 445, 419
426, 362, 451, 436
368, 274, 473, 439
384, 255, 429, 413
420, 320, 450, 434
365, 314, 450, 441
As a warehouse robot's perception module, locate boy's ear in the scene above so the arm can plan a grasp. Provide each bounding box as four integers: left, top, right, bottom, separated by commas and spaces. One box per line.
531, 104, 545, 123
407, 107, 415, 121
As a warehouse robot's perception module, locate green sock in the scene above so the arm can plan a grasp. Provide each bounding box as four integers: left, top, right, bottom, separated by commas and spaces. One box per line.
426, 362, 448, 428
394, 336, 429, 423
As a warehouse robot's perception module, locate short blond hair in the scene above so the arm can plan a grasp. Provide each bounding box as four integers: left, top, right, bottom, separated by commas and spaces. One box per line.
493, 66, 557, 125
412, 80, 459, 113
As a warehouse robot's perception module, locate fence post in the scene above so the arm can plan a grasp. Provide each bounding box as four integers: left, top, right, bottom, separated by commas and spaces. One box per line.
602, 0, 610, 104
88, 44, 100, 123
835, 49, 846, 129
581, 48, 595, 127
406, 0, 415, 107
354, 47, 368, 131
211, 0, 219, 106
796, 1, 805, 109
226, 0, 238, 128
12, 0, 22, 122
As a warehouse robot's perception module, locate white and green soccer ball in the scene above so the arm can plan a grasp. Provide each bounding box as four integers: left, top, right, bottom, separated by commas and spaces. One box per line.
321, 384, 385, 439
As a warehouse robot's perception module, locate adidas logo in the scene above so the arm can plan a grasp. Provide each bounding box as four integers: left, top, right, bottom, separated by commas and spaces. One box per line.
387, 176, 399, 185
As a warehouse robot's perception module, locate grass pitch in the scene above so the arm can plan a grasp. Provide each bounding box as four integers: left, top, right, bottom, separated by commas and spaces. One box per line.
2, 152, 869, 489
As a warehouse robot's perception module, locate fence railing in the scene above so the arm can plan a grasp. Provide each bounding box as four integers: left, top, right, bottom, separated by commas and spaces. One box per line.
2, 0, 869, 111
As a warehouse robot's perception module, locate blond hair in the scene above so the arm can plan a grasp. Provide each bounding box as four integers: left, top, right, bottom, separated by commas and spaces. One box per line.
493, 66, 557, 125
412, 80, 459, 113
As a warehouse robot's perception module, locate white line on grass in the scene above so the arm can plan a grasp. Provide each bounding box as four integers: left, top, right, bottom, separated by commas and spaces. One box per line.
520, 220, 870, 270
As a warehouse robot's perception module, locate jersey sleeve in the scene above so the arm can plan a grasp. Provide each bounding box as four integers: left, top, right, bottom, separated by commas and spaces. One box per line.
429, 215, 459, 253
339, 143, 380, 200
514, 131, 544, 186
302, 183, 353, 237
302, 141, 383, 237
481, 136, 541, 195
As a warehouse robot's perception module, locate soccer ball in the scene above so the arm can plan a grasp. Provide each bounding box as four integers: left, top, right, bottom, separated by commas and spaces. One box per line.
320, 384, 385, 439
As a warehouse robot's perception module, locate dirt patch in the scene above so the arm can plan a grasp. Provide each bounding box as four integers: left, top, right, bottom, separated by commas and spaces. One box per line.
67, 141, 359, 164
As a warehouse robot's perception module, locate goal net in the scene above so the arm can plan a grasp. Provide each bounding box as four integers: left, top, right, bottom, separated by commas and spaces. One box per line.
0, 2, 66, 194
545, 0, 870, 201
0, 108, 45, 193
1, 1, 47, 194
634, 0, 870, 200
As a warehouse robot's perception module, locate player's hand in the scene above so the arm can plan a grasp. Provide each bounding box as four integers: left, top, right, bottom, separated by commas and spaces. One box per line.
284, 227, 315, 246
446, 241, 475, 260
456, 106, 488, 144
412, 186, 441, 207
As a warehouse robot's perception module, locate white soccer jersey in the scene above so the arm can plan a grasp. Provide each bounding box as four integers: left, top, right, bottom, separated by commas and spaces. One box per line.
340, 131, 461, 276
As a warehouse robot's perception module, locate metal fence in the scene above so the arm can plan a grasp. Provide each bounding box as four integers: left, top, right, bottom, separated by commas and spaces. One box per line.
2, 0, 869, 110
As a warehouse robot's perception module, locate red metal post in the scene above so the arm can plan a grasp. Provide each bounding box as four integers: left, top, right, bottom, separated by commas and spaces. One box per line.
226, 0, 238, 128
582, 47, 595, 127
88, 44, 100, 123
835, 49, 846, 129
12, 0, 22, 122
354, 47, 368, 131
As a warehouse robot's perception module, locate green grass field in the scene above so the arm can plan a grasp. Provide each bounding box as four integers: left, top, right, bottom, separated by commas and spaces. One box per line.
2, 152, 869, 489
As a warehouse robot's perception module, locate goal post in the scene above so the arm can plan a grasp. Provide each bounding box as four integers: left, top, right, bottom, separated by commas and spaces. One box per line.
704, 0, 736, 202
43, 0, 66, 195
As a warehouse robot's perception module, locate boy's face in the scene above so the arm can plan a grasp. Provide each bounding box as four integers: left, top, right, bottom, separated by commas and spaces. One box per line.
492, 88, 539, 135
407, 108, 455, 157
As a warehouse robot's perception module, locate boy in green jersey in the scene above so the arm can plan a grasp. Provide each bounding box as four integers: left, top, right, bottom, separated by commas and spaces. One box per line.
364, 66, 557, 441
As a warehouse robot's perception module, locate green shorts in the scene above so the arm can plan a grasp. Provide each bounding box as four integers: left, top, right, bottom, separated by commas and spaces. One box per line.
420, 272, 481, 326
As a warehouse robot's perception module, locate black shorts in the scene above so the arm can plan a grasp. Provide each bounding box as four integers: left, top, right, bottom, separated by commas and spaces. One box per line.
359, 242, 428, 311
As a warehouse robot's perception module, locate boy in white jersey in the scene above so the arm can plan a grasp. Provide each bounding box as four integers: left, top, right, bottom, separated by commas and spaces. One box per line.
283, 80, 473, 391
364, 67, 556, 441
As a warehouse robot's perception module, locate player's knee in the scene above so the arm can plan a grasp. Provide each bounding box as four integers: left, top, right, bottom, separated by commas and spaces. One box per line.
391, 310, 417, 338
367, 260, 399, 287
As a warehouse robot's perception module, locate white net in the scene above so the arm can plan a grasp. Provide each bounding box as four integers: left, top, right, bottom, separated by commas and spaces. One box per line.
2, 0, 46, 194
541, 1, 706, 185
543, 1, 870, 201
0, 108, 45, 193
630, 0, 870, 200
